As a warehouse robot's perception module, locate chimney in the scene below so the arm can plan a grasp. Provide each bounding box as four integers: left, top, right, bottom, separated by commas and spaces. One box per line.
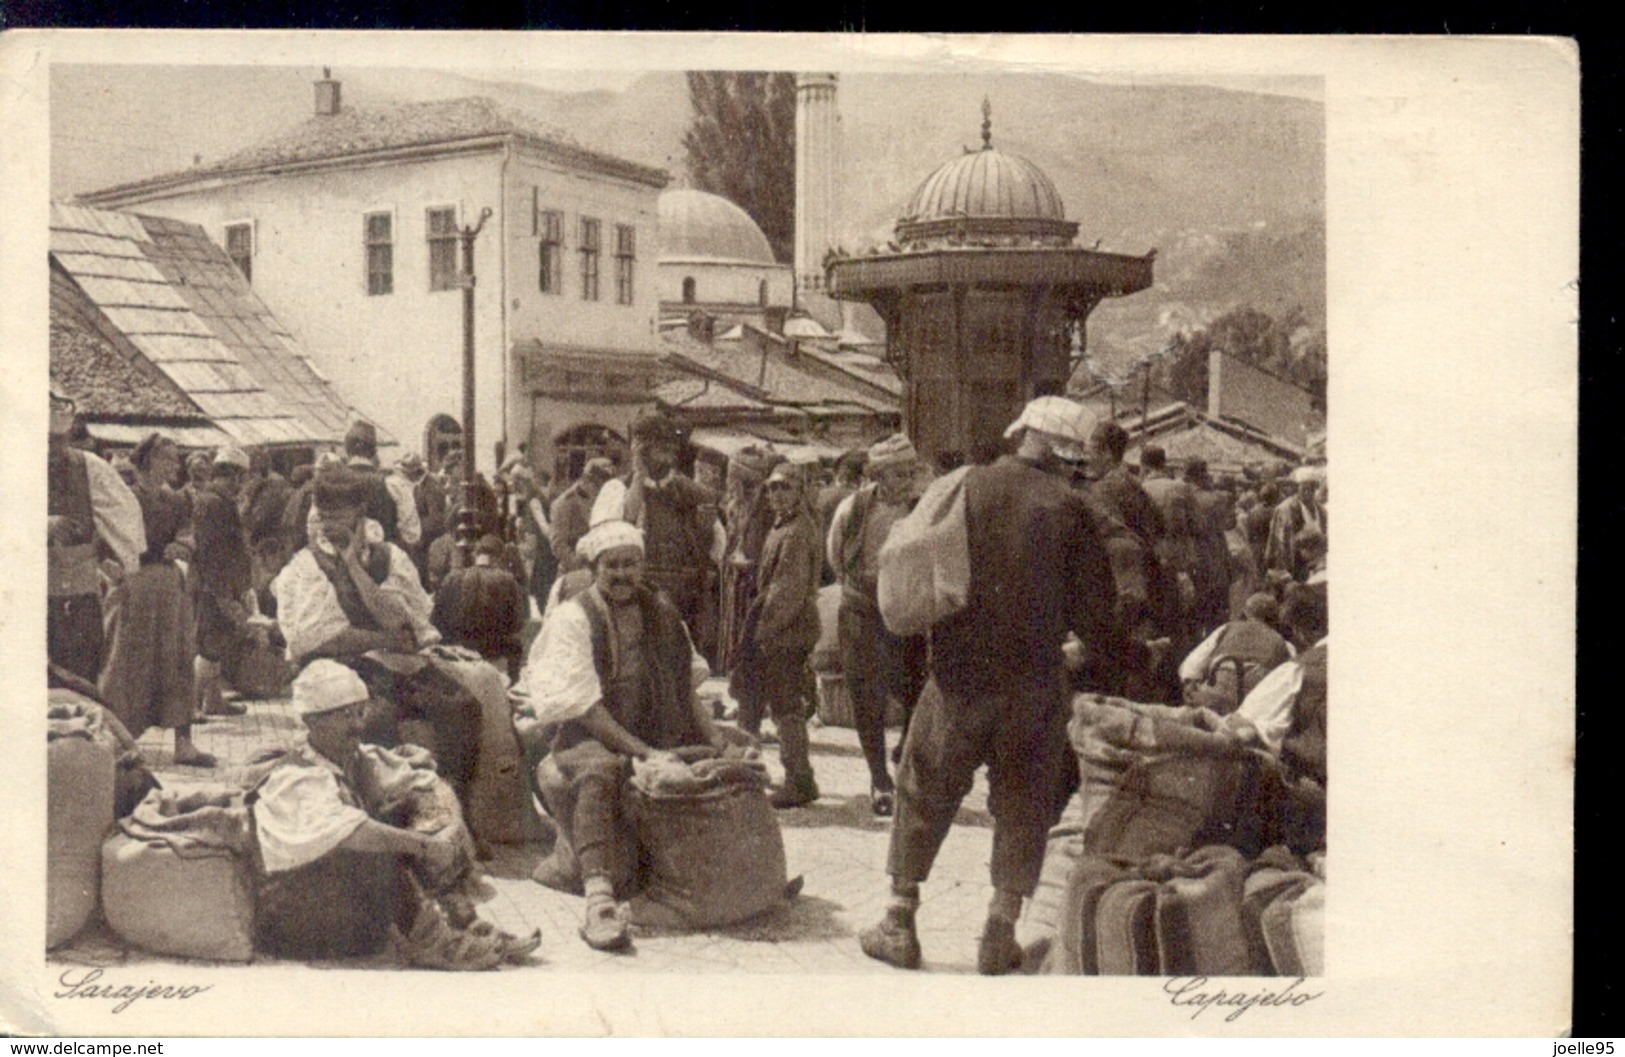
1207, 346, 1224, 418
315, 68, 342, 117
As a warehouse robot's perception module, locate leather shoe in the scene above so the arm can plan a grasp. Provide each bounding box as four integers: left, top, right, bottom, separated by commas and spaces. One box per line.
769, 780, 819, 809
977, 916, 1024, 976
859, 906, 922, 970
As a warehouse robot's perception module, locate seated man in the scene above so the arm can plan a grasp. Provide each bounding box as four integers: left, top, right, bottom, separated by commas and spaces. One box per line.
271, 465, 484, 808
249, 660, 538, 968
524, 519, 728, 952
1178, 592, 1296, 713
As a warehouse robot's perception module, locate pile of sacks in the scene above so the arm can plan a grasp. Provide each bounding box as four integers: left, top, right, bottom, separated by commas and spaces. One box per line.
1024, 693, 1326, 976
531, 740, 799, 931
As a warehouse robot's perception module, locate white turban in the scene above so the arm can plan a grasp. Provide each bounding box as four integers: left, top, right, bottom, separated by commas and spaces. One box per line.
1004, 396, 1098, 461
578, 519, 645, 563
292, 659, 368, 718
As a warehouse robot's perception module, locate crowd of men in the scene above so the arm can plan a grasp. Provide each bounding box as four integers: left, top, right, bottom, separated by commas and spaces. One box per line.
48, 390, 1328, 971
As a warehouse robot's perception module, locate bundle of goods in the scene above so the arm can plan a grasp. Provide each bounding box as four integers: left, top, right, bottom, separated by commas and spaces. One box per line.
426, 646, 545, 846
1069, 694, 1325, 860
47, 696, 118, 949
627, 743, 798, 930
810, 583, 842, 674
102, 784, 256, 962
1034, 843, 1325, 976
813, 672, 905, 729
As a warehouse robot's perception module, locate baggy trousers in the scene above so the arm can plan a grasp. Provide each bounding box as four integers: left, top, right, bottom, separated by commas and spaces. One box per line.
887, 670, 1072, 897
837, 597, 927, 790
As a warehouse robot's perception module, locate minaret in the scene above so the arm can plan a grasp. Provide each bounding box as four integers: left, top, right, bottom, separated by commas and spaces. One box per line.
794, 73, 839, 304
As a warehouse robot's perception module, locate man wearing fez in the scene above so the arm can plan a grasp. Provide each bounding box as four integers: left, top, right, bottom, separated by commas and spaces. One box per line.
596, 412, 721, 661
861, 396, 1134, 976
47, 392, 144, 681
271, 464, 483, 807
343, 419, 421, 549
826, 434, 929, 816
249, 660, 538, 968
525, 519, 726, 952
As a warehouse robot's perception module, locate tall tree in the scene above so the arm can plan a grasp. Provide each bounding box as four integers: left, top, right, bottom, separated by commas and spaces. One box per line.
682, 71, 797, 264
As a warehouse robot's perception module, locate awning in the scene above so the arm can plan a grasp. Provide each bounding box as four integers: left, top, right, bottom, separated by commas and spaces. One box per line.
689, 427, 847, 465
85, 421, 233, 448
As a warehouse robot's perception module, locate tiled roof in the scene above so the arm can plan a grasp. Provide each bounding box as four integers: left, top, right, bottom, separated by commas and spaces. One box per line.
49, 319, 203, 421
51, 203, 379, 448
659, 331, 898, 416
81, 98, 667, 203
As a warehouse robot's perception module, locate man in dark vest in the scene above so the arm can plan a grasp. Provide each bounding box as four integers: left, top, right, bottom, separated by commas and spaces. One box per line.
431, 534, 528, 680
524, 519, 727, 952
47, 392, 145, 682
860, 396, 1137, 976
825, 433, 928, 816
344, 420, 416, 547
609, 412, 721, 663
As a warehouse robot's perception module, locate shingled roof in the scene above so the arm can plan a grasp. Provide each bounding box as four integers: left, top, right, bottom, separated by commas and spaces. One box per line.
79, 97, 667, 205
51, 203, 378, 448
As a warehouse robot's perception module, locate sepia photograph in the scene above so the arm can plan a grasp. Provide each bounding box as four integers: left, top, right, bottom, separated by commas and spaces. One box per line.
2, 32, 1575, 1037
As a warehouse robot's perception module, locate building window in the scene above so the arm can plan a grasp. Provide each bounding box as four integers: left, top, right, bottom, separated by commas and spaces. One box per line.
579, 217, 600, 302
538, 209, 563, 294
759, 278, 769, 307
682, 276, 696, 304
364, 211, 393, 296
614, 224, 635, 305
427, 207, 459, 292
224, 222, 253, 284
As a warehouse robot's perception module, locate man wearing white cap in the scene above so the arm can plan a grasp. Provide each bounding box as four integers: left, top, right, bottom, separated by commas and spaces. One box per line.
250, 660, 538, 968
860, 396, 1132, 976
525, 518, 723, 951
47, 392, 145, 681
190, 444, 256, 719
827, 433, 929, 815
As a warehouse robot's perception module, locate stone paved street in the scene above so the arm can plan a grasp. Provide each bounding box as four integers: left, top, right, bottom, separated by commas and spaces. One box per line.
54, 677, 1045, 977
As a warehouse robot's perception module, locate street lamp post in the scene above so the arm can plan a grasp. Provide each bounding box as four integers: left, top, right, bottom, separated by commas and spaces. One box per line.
456, 207, 494, 564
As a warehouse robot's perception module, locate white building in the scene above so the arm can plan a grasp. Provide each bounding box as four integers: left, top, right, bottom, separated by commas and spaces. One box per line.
657, 188, 793, 336
77, 74, 670, 478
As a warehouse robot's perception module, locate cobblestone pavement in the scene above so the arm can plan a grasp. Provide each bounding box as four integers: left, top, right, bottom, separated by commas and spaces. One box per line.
55, 677, 1041, 977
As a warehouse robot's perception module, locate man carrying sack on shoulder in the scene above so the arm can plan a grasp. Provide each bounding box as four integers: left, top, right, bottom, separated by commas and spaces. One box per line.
860, 396, 1139, 976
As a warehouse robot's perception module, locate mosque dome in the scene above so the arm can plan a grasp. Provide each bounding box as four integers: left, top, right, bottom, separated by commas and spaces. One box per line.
658, 188, 777, 265
895, 100, 1079, 250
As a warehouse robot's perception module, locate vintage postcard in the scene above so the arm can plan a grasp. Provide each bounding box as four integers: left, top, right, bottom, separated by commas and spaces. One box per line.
0, 31, 1576, 1036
